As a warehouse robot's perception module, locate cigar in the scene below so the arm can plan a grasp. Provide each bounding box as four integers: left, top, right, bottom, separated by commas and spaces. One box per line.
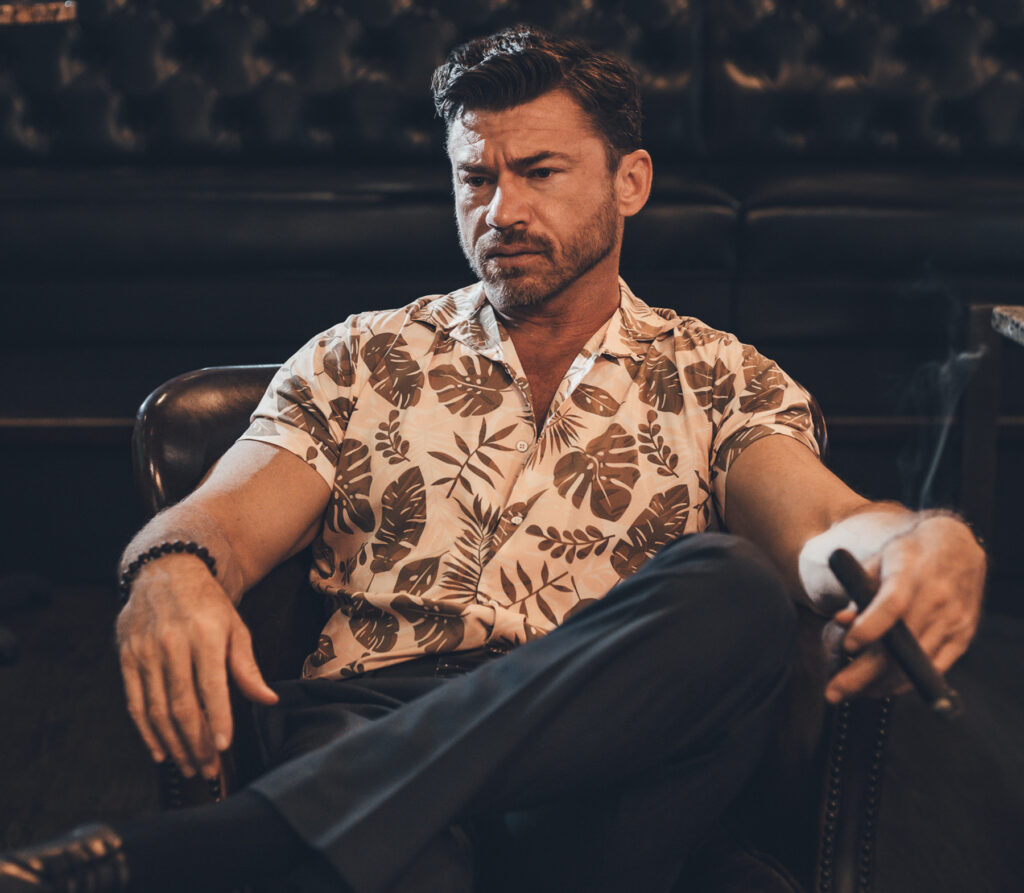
828, 548, 963, 717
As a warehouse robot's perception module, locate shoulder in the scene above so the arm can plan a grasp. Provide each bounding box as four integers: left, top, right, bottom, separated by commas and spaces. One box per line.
298, 283, 482, 355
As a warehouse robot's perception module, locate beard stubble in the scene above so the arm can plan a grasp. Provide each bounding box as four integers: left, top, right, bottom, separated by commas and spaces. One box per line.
458, 190, 621, 310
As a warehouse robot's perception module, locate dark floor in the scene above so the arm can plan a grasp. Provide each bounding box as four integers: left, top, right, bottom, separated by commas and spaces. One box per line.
0, 583, 157, 848
1, 583, 1022, 890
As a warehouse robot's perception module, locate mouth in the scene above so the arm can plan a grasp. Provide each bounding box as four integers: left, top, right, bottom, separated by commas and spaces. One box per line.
485, 249, 542, 260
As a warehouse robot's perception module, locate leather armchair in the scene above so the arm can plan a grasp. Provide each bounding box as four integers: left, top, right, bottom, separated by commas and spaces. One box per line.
131, 364, 891, 893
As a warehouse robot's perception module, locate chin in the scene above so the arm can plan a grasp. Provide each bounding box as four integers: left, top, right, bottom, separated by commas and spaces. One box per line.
483, 276, 553, 308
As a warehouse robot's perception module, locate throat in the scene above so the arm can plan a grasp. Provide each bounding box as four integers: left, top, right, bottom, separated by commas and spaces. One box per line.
510, 335, 589, 429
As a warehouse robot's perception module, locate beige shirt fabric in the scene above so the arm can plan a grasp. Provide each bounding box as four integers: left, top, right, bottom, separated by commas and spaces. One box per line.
242, 279, 820, 680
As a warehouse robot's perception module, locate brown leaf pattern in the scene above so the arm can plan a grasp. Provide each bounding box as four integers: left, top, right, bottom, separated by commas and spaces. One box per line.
683, 359, 736, 421
395, 555, 443, 596
392, 595, 465, 653
525, 523, 612, 562
429, 418, 514, 498
307, 634, 336, 668
322, 338, 354, 388
571, 383, 618, 417
374, 409, 410, 464
553, 423, 640, 521
441, 495, 500, 599
275, 374, 339, 464
739, 344, 787, 414
428, 355, 509, 416
713, 424, 778, 474
362, 331, 424, 409
370, 466, 427, 574
611, 484, 691, 580
637, 350, 685, 413
243, 283, 819, 679
638, 410, 680, 477
347, 595, 400, 652
532, 406, 583, 463
326, 439, 374, 534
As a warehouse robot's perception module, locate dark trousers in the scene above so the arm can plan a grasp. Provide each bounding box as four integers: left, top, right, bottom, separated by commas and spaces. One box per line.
249, 533, 797, 893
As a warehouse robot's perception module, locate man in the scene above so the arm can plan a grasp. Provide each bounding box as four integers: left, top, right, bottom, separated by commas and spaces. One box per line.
1, 26, 985, 893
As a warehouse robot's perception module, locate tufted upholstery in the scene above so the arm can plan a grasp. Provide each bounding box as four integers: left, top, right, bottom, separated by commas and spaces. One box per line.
0, 0, 698, 161
5, 1, 1024, 162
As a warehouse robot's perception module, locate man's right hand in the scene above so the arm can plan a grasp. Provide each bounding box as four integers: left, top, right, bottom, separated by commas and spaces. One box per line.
115, 553, 279, 779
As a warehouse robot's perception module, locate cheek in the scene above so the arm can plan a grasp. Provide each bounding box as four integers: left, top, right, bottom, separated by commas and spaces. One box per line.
456, 204, 486, 238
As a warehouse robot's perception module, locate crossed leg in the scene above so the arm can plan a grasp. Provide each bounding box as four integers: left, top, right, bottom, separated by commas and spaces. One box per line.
247, 533, 797, 893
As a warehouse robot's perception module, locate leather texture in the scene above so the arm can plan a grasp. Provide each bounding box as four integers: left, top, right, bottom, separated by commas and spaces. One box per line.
4, 1, 1024, 161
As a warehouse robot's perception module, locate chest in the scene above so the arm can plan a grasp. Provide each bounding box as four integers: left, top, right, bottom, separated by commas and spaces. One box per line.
510, 339, 586, 429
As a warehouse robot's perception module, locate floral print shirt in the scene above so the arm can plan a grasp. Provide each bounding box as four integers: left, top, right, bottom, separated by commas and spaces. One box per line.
242, 279, 819, 679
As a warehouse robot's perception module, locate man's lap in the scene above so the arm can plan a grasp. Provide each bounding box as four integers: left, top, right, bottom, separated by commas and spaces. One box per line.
247, 532, 795, 893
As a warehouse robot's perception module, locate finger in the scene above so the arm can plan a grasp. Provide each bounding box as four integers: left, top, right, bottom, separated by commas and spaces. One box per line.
913, 615, 949, 663
193, 639, 233, 759
227, 617, 279, 705
833, 603, 857, 626
931, 637, 967, 677
860, 666, 911, 700
137, 649, 195, 777
163, 638, 216, 776
120, 654, 165, 763
843, 574, 916, 653
825, 647, 888, 703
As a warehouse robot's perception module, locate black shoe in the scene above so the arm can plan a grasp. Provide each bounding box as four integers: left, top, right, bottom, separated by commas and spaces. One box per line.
0, 824, 129, 892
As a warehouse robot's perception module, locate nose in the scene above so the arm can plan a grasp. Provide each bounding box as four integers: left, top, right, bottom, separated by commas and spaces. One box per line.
485, 177, 530, 230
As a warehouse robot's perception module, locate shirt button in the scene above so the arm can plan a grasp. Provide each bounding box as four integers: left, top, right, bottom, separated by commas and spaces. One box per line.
516, 440, 529, 452
510, 515, 523, 526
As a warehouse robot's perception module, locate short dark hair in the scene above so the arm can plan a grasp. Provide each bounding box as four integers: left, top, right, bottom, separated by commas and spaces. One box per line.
431, 27, 642, 169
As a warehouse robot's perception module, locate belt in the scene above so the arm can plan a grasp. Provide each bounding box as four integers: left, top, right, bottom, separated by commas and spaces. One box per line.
361, 644, 514, 680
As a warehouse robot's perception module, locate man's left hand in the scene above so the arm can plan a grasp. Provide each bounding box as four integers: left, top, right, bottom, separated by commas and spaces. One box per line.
824, 513, 986, 703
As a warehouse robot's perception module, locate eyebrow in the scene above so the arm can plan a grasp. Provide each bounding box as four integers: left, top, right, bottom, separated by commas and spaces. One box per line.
456, 151, 575, 173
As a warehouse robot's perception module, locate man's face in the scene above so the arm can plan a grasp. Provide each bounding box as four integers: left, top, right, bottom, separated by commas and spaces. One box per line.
448, 89, 623, 310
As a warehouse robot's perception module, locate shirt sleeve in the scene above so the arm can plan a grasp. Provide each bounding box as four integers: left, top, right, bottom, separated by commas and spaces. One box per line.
239, 317, 360, 488
709, 337, 822, 521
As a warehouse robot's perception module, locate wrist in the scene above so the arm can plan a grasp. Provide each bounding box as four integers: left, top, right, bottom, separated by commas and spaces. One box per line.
798, 507, 917, 611
118, 540, 217, 605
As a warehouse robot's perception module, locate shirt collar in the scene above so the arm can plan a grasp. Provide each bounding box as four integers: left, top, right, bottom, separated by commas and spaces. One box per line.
410, 278, 679, 361
600, 278, 679, 360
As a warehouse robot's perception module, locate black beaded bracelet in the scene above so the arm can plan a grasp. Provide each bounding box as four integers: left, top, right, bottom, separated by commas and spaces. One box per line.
117, 540, 217, 604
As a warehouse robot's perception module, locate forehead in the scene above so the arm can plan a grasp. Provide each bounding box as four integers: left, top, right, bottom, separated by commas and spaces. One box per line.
447, 89, 604, 161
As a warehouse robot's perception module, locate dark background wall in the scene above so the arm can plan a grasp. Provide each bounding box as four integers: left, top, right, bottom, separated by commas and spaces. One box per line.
2, 0, 1023, 610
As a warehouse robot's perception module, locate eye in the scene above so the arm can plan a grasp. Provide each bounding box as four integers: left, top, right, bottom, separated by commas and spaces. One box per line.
461, 175, 490, 188
529, 167, 555, 180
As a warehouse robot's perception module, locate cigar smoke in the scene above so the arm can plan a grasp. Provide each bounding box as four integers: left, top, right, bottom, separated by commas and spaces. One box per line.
895, 272, 985, 509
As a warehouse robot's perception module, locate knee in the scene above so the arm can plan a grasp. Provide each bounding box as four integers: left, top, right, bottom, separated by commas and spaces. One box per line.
637, 533, 797, 671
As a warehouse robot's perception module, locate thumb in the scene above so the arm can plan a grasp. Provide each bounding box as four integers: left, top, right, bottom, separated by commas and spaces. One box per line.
227, 616, 279, 705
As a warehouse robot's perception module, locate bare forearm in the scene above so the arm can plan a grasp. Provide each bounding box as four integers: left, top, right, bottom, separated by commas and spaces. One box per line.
119, 501, 248, 604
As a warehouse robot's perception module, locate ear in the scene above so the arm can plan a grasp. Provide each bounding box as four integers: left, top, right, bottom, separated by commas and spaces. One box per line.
614, 149, 653, 218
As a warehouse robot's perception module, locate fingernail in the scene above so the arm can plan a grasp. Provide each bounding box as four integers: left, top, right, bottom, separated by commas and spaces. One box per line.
215, 734, 229, 751
825, 687, 841, 703
181, 765, 196, 778
203, 764, 219, 780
